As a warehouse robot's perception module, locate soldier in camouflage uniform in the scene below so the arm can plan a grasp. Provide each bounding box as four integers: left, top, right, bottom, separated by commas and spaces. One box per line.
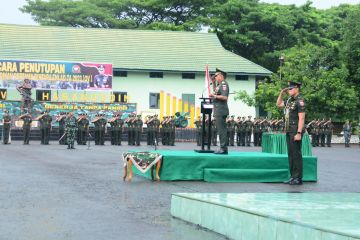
65, 111, 77, 149
2, 110, 11, 144
343, 120, 352, 148
228, 115, 236, 146
20, 109, 32, 144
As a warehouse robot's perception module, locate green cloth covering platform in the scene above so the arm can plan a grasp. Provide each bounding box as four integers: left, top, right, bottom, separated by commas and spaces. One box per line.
262, 132, 313, 156
171, 193, 360, 240
131, 150, 317, 182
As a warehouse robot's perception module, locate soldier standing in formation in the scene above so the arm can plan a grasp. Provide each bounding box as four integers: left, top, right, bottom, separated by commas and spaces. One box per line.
211, 117, 217, 146
98, 113, 107, 145
343, 120, 352, 148
319, 119, 326, 147
113, 113, 124, 145
153, 114, 160, 145
2, 110, 11, 144
194, 116, 202, 146
169, 116, 176, 146
92, 113, 102, 145
125, 114, 135, 146
134, 115, 143, 146
56, 112, 67, 145
227, 115, 236, 146
324, 118, 334, 147
253, 118, 260, 146
277, 81, 306, 185
65, 111, 77, 149
77, 113, 89, 145
145, 115, 154, 145
161, 116, 169, 145
37, 111, 52, 145
19, 109, 32, 144
245, 116, 253, 146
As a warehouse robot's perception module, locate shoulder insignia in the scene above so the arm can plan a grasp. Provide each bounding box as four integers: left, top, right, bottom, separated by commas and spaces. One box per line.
299, 100, 304, 106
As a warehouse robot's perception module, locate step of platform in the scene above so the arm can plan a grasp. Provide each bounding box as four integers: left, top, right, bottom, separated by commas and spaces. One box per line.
171, 193, 360, 240
203, 168, 289, 182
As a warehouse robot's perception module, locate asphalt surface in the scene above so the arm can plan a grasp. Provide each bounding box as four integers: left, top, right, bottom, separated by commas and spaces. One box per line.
1, 141, 359, 240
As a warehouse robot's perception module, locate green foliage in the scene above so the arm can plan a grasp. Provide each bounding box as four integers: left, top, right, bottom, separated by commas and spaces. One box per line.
21, 0, 208, 30
20, 0, 360, 119
342, 5, 360, 105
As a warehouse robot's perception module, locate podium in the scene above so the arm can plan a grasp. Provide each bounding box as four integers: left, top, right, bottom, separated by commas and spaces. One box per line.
195, 97, 214, 153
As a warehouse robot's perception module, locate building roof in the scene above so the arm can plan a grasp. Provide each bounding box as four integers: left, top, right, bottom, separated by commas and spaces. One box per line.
0, 24, 271, 75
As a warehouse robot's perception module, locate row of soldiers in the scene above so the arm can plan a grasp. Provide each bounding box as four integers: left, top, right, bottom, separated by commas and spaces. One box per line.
2, 110, 179, 147
306, 119, 334, 147
195, 116, 286, 147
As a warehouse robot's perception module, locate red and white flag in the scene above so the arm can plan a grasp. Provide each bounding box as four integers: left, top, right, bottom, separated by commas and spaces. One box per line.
204, 64, 211, 97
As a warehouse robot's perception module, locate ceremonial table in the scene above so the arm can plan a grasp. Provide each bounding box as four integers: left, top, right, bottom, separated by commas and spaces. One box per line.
261, 132, 312, 156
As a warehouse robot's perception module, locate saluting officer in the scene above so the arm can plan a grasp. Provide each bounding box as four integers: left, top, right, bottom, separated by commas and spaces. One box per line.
209, 68, 229, 154
2, 110, 12, 144
65, 111, 77, 149
277, 81, 306, 185
20, 109, 32, 144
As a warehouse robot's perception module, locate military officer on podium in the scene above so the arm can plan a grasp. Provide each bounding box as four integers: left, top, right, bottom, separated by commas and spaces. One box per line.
277, 81, 306, 185
209, 68, 229, 154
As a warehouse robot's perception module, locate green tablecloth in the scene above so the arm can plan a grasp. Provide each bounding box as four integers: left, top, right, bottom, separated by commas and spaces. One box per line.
262, 133, 312, 156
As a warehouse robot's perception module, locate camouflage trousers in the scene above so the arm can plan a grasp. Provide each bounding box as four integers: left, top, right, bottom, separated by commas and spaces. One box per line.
66, 128, 77, 145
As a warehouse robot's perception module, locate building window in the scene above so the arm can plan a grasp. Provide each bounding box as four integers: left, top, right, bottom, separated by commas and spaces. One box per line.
114, 70, 127, 77
149, 72, 163, 78
149, 92, 160, 109
235, 75, 249, 81
182, 73, 195, 79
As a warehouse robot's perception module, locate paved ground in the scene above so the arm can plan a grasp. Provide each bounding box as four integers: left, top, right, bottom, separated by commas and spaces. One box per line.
0, 141, 359, 240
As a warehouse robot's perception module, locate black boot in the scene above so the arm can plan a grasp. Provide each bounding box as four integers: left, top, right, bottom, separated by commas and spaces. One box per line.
67, 144, 71, 149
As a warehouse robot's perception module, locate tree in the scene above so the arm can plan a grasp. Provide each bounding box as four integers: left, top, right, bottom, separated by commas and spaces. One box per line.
235, 43, 358, 120
342, 5, 360, 108
20, 0, 209, 30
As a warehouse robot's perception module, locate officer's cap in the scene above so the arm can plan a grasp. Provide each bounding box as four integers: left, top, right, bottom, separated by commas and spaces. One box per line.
215, 68, 227, 78
288, 81, 302, 89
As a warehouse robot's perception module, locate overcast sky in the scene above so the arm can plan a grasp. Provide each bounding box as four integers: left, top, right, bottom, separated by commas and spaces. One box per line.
0, 0, 359, 26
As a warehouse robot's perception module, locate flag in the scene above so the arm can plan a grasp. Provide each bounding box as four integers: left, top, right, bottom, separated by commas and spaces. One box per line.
204, 64, 211, 97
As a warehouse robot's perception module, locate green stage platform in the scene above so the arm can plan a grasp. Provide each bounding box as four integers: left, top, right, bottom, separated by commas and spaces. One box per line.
171, 193, 360, 240
131, 150, 317, 182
